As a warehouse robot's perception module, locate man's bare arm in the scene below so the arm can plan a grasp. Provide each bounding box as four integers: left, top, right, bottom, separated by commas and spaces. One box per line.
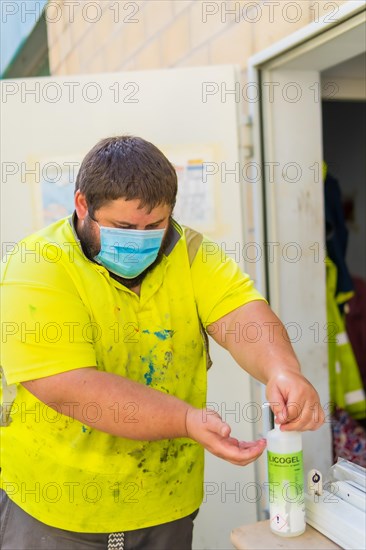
22, 368, 266, 465
208, 300, 325, 431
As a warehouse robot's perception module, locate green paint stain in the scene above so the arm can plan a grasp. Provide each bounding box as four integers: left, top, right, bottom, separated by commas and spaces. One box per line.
142, 329, 174, 340
144, 360, 155, 385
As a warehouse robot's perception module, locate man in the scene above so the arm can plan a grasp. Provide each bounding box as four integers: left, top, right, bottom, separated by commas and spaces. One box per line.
0, 136, 324, 550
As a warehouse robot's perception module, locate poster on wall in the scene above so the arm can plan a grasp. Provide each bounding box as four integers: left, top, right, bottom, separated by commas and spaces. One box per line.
161, 144, 220, 233
38, 157, 82, 227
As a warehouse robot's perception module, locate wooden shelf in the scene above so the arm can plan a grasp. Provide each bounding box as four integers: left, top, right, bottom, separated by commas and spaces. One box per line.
231, 520, 342, 550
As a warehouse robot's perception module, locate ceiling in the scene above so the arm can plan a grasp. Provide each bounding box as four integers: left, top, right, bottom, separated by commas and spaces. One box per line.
322, 51, 366, 79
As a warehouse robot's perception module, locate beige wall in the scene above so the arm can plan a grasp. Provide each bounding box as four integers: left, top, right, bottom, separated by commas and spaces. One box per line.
46, 0, 348, 77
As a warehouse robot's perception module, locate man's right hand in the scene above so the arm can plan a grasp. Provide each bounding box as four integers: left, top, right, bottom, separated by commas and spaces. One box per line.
185, 408, 266, 466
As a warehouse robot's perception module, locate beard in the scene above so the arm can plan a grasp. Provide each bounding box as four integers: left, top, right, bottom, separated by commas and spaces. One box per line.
77, 214, 174, 289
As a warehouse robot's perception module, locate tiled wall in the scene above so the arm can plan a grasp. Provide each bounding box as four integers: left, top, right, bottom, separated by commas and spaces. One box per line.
46, 0, 348, 76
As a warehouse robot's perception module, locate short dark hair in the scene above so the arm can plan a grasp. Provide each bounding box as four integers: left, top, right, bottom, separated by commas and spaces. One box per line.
75, 136, 177, 215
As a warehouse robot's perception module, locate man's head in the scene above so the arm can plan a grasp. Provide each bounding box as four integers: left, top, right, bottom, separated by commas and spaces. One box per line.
74, 136, 178, 288
75, 135, 177, 216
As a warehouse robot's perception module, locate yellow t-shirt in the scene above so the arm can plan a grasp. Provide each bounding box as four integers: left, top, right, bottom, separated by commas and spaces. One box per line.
0, 216, 265, 532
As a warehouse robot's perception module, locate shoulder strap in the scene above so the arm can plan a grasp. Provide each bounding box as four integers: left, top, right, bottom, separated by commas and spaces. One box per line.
184, 227, 213, 370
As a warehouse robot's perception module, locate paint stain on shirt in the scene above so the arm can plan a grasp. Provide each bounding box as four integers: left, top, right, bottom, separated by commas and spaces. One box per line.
143, 359, 155, 386
163, 351, 173, 369
128, 446, 147, 460
142, 329, 175, 340
154, 329, 175, 340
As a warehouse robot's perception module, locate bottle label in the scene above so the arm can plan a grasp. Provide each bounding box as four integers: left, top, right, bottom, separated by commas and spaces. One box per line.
267, 450, 305, 535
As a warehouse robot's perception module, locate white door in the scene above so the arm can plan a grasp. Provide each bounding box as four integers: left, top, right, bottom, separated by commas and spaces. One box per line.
1, 65, 260, 549
260, 67, 331, 475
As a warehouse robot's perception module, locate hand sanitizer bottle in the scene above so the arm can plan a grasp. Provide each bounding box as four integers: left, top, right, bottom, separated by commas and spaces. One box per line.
267, 423, 306, 537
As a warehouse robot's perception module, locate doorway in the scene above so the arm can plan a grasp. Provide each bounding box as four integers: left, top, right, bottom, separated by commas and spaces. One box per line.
321, 53, 366, 283
247, 1, 366, 518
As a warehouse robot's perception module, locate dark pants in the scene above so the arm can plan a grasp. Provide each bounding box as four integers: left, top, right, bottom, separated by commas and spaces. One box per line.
0, 491, 198, 550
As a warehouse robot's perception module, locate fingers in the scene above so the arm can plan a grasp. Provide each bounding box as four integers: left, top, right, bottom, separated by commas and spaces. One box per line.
239, 437, 267, 451
280, 400, 325, 431
275, 401, 303, 424
266, 372, 326, 431
187, 408, 267, 466
228, 439, 267, 466
265, 387, 286, 424
273, 400, 325, 431
213, 437, 267, 466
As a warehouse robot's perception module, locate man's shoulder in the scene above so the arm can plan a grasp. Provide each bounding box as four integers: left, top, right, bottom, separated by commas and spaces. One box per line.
1, 216, 80, 282
26, 215, 74, 245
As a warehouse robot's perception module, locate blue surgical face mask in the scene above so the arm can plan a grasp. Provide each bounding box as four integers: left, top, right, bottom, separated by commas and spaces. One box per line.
94, 225, 165, 279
